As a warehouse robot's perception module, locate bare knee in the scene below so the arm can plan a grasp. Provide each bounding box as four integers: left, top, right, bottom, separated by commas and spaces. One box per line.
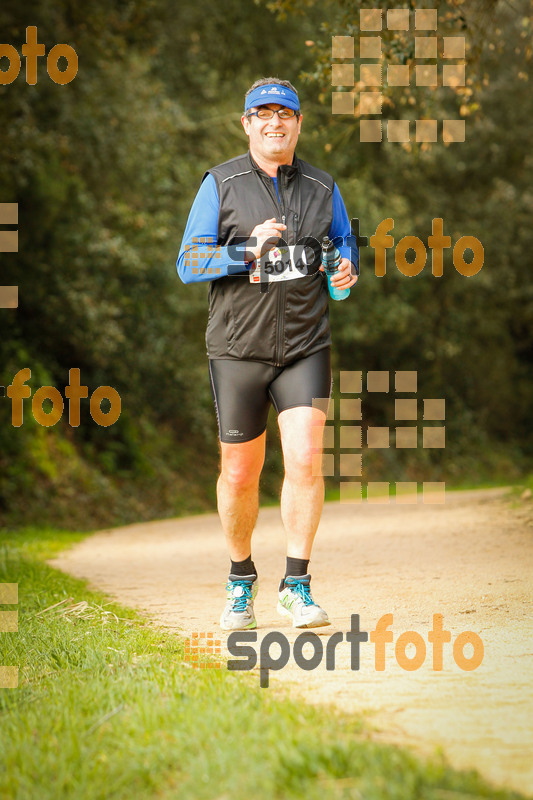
278, 407, 325, 484
219, 439, 265, 492
283, 443, 317, 483
220, 462, 261, 492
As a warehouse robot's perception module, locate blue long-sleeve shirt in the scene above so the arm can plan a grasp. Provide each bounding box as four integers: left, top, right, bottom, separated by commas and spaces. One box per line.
177, 173, 357, 284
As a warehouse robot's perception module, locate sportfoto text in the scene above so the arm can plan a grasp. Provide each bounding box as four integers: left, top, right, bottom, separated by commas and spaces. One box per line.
193, 217, 483, 278
5, 368, 121, 427
227, 613, 484, 687
0, 27, 78, 85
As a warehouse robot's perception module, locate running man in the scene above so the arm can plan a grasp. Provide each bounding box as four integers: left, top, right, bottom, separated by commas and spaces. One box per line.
177, 78, 358, 630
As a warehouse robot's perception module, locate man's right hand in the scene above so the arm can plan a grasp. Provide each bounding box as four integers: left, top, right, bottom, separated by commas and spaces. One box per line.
244, 218, 287, 262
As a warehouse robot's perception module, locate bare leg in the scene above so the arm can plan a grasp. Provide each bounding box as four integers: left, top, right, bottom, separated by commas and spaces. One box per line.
217, 432, 266, 562
277, 406, 326, 559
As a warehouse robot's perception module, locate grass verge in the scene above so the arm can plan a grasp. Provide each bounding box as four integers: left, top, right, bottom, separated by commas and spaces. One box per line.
0, 527, 528, 800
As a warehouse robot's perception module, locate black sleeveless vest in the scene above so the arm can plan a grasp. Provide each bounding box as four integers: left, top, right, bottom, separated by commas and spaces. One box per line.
205, 151, 335, 366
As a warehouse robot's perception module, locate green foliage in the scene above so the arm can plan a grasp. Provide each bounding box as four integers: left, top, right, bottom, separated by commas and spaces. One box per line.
294, 0, 533, 482
0, 0, 531, 527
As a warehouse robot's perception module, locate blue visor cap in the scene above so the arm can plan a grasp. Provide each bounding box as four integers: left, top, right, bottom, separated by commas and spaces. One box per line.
245, 84, 300, 113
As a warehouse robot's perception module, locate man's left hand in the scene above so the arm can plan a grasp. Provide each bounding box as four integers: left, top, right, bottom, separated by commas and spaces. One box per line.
319, 258, 358, 288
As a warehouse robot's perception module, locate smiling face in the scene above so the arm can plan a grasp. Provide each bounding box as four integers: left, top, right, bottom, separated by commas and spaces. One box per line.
241, 103, 303, 175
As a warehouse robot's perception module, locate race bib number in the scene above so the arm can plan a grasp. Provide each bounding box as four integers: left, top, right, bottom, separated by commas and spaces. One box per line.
249, 245, 309, 284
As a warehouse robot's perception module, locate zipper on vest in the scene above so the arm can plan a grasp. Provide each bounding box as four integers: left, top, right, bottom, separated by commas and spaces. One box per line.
256, 171, 286, 364
275, 172, 288, 365
260, 174, 283, 223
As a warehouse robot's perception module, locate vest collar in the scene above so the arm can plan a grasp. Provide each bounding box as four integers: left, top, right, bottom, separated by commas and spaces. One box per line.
248, 151, 300, 183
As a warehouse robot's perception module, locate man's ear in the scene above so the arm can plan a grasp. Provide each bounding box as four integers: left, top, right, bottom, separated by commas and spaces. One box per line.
297, 112, 303, 133
241, 114, 250, 136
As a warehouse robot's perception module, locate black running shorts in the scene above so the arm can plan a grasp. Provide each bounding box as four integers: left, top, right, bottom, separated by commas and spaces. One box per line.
209, 349, 331, 443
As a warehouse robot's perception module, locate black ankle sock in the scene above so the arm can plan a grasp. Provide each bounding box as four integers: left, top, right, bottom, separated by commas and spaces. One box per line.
230, 555, 257, 577
285, 557, 309, 579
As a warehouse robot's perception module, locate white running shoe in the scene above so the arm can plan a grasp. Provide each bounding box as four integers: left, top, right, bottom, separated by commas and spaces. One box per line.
220, 574, 258, 630
277, 574, 330, 628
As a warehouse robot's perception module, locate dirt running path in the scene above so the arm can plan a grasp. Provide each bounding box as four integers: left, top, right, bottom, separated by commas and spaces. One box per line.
50, 489, 533, 796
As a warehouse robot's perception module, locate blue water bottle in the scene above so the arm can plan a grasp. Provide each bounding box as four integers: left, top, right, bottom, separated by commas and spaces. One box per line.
321, 237, 350, 301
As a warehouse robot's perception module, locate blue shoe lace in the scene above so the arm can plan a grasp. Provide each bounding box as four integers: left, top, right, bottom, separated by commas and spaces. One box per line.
227, 580, 253, 613
287, 579, 314, 606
